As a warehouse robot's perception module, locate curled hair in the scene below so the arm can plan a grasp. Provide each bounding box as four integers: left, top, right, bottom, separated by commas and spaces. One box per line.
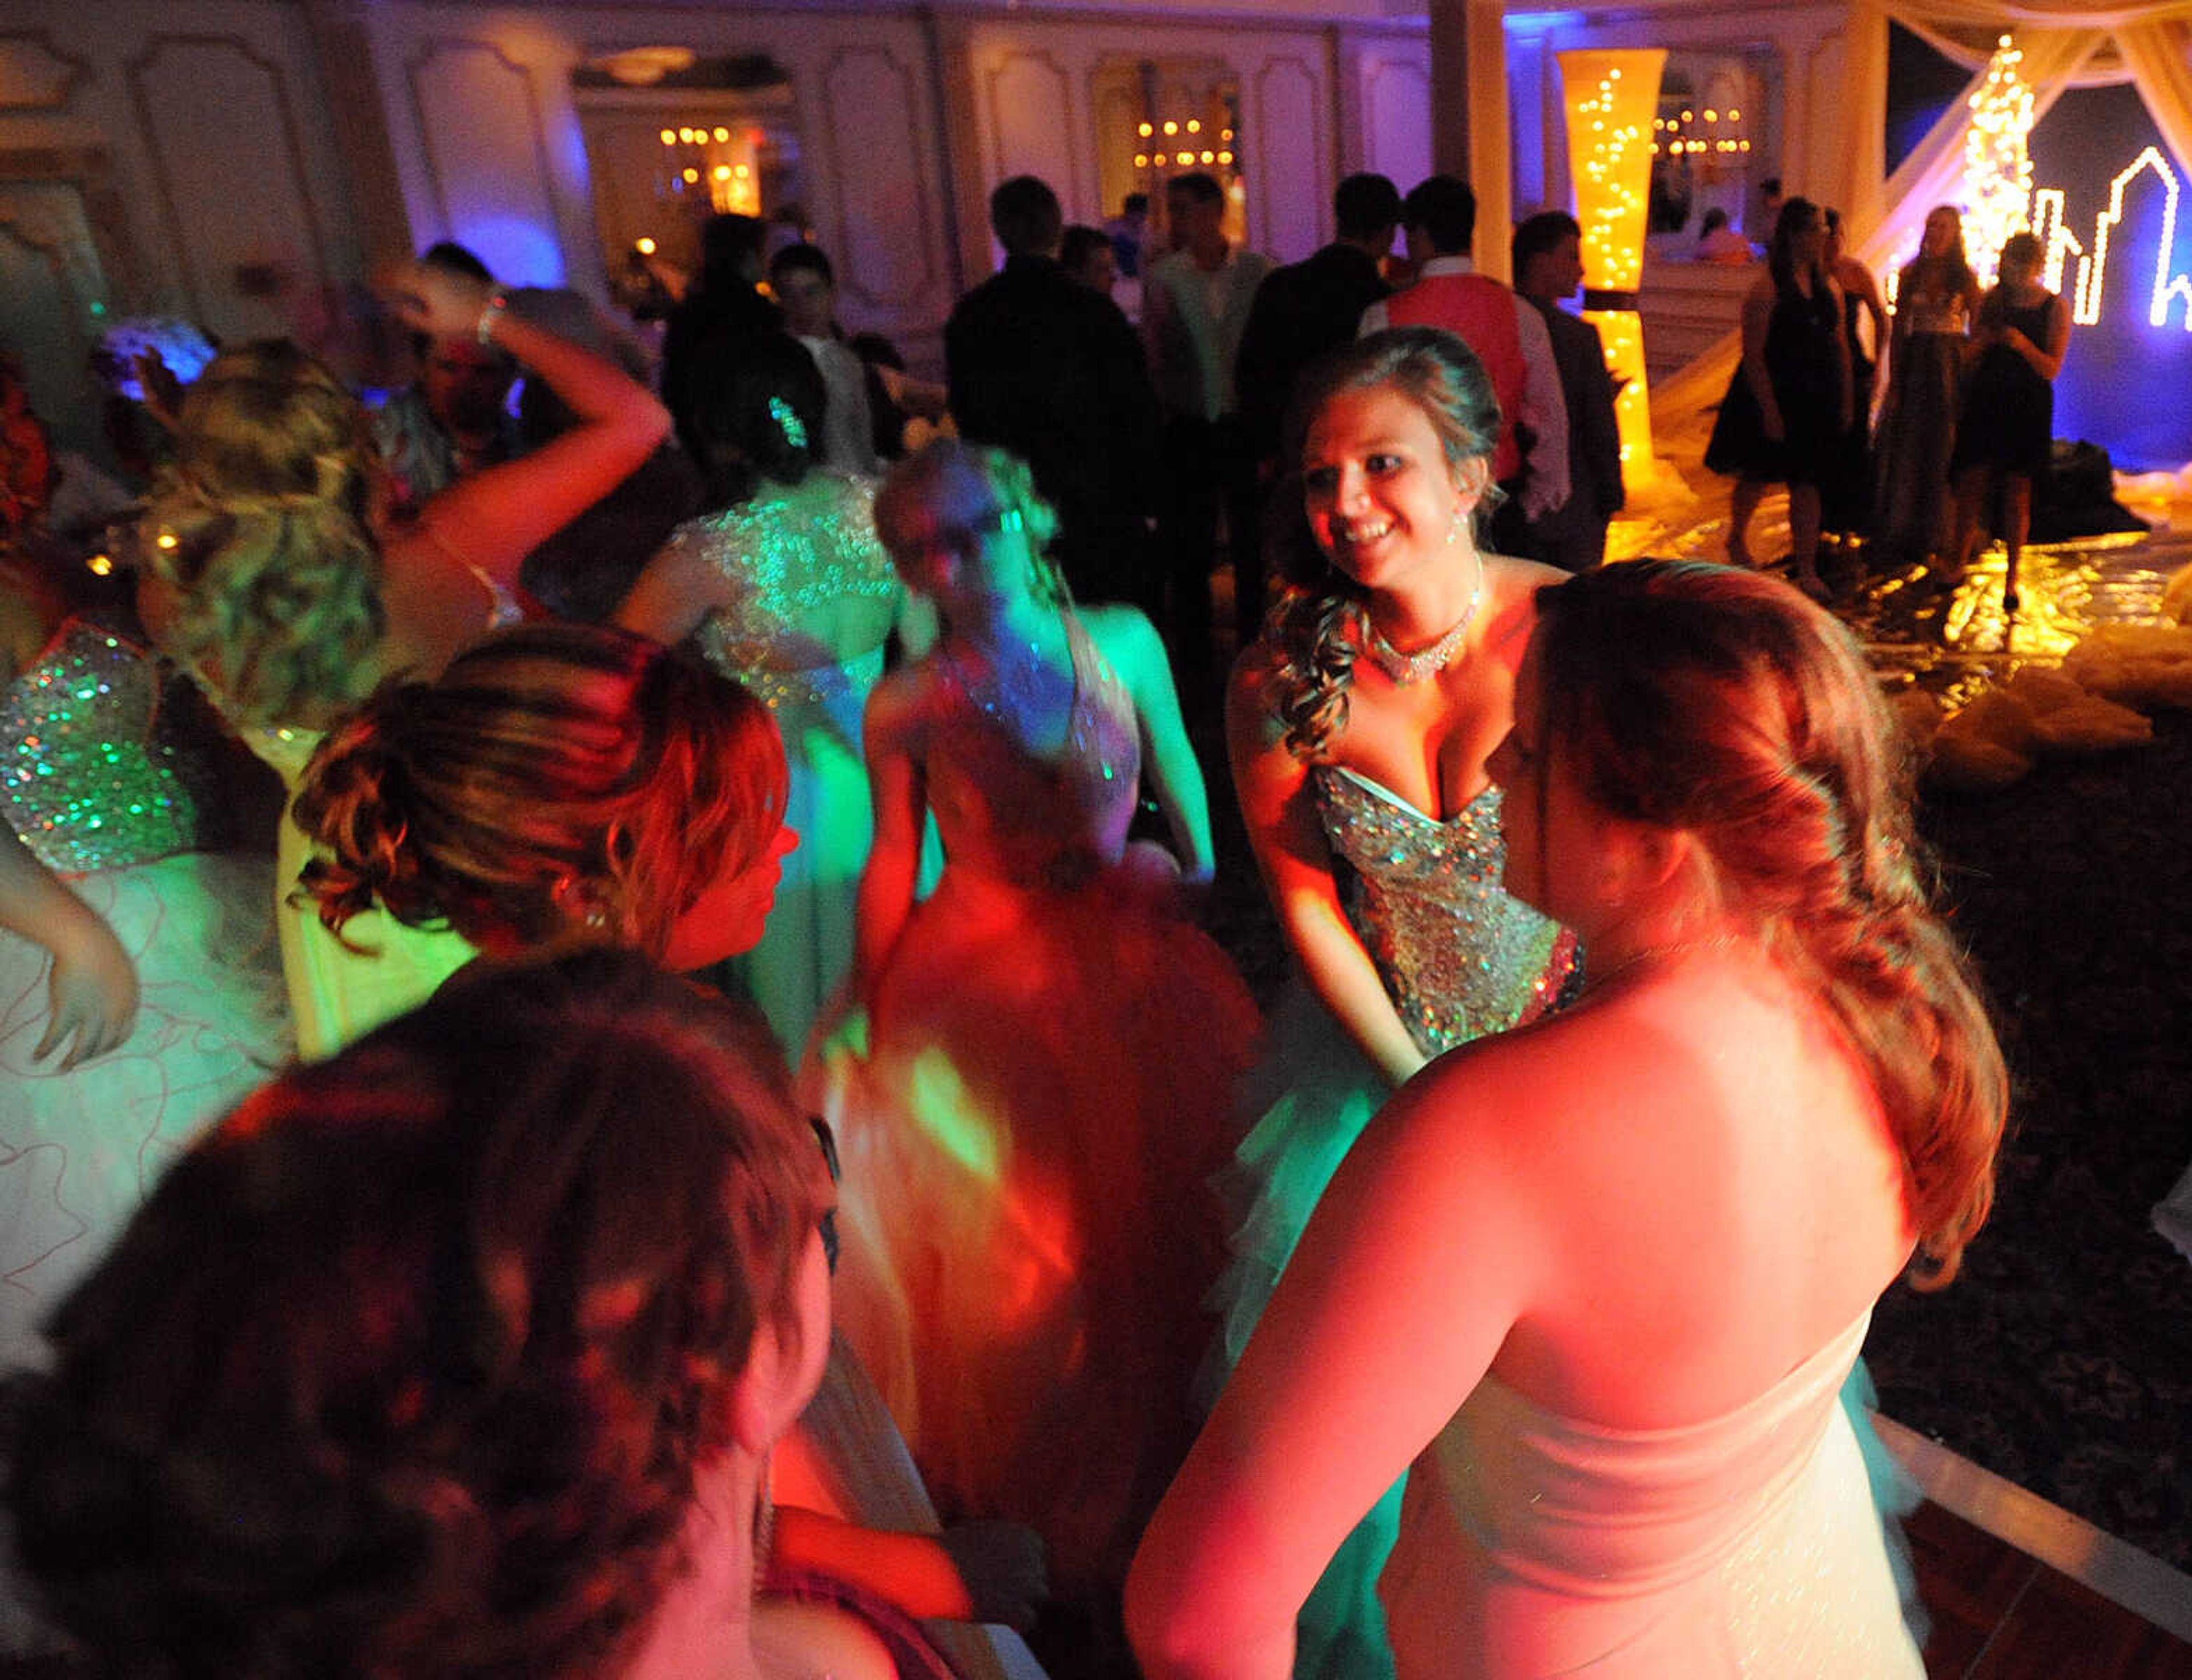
1260, 327, 1502, 760
293, 622, 788, 962
1531, 561, 2006, 1287
875, 438, 1070, 607
142, 340, 386, 728
5, 948, 825, 1678
680, 329, 825, 511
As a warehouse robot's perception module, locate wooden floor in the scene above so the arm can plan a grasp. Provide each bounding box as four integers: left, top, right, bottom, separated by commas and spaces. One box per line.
1909, 1500, 2192, 1679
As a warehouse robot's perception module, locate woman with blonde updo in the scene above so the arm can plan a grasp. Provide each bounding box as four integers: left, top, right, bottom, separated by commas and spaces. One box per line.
1210, 327, 1575, 1678
140, 262, 670, 1055
1133, 561, 2005, 1678
294, 621, 792, 973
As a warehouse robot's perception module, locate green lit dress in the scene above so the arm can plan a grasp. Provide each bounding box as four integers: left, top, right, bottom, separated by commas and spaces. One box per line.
671, 472, 904, 1058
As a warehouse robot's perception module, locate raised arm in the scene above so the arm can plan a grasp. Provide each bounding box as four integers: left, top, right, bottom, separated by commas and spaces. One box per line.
1127, 1048, 1544, 1676
1227, 656, 1424, 1087
851, 676, 929, 997
0, 819, 138, 1068
384, 263, 671, 585
1095, 606, 1214, 884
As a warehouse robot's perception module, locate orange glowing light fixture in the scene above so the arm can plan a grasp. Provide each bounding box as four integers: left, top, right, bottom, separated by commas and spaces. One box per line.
1559, 47, 1665, 491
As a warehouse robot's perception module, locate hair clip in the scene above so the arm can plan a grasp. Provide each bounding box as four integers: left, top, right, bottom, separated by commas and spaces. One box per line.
768, 395, 809, 451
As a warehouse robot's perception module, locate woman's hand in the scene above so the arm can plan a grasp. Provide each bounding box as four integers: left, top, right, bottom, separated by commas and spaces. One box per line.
379, 259, 495, 344
37, 912, 139, 1069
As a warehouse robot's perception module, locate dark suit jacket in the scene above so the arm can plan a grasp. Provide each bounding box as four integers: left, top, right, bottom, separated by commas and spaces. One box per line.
1530, 296, 1624, 522
1234, 243, 1391, 462
945, 255, 1161, 601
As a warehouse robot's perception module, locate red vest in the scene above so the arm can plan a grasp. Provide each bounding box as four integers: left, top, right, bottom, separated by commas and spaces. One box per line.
1382, 271, 1526, 482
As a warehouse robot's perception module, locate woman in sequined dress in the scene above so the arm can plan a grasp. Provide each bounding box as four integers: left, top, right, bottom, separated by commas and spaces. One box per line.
138, 260, 670, 1059
617, 332, 931, 1059
1132, 561, 2006, 1679
0, 559, 284, 1389
824, 440, 1257, 1600
1206, 329, 1575, 1680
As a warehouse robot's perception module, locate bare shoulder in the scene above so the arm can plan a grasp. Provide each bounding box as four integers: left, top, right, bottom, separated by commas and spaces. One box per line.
1077, 600, 1163, 664
864, 654, 945, 741
1480, 553, 1566, 663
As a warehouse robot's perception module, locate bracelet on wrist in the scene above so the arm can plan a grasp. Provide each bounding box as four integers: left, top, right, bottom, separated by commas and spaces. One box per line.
476, 293, 508, 347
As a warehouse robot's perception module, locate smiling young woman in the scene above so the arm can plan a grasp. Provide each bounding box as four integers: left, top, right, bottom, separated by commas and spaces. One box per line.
1207, 327, 1577, 1676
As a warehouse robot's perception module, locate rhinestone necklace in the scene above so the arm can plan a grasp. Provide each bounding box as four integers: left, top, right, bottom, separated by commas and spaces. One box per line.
1364, 561, 1485, 686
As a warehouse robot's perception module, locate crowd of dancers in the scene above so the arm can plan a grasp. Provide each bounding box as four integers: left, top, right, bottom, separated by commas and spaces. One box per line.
1709, 198, 2072, 609
0, 169, 2006, 1680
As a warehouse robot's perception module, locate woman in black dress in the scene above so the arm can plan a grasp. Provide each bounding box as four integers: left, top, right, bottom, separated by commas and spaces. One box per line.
1822, 207, 1888, 544
1706, 198, 1852, 601
1947, 232, 2070, 611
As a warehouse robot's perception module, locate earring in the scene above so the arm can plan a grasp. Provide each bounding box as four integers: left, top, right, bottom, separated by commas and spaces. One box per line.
1447, 505, 1466, 545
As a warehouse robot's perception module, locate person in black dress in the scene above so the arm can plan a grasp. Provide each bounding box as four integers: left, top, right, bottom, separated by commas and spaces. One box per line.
1948, 232, 2070, 613
1706, 198, 1850, 601
1821, 208, 1887, 546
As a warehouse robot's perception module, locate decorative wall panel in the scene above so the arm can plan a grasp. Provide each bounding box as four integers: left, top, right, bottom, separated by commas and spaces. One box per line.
128, 35, 327, 339
985, 49, 1079, 213
819, 45, 937, 308
1252, 54, 1324, 261
1363, 52, 1432, 198
407, 39, 565, 285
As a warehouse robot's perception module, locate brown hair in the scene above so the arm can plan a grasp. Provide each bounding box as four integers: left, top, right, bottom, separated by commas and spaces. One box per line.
5, 948, 824, 1678
141, 340, 386, 728
1260, 327, 1503, 760
1532, 560, 2005, 1286
293, 622, 787, 962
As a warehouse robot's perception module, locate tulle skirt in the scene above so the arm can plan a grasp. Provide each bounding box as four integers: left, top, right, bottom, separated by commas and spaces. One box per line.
819, 865, 1258, 1589
0, 851, 288, 1377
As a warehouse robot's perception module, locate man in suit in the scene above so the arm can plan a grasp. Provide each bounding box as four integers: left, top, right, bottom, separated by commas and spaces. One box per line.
946, 175, 1162, 609
1234, 173, 1402, 470
1513, 211, 1625, 570
1143, 171, 1275, 647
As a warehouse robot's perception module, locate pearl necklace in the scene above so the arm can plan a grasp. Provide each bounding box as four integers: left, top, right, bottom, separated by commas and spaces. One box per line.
1364, 563, 1485, 686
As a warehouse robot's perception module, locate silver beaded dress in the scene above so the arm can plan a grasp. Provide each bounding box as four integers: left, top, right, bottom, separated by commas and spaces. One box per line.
665, 470, 901, 1057
0, 619, 285, 1375
1210, 763, 1576, 1680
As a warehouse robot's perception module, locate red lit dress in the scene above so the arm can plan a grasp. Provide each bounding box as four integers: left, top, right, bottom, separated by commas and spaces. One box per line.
823, 614, 1256, 1590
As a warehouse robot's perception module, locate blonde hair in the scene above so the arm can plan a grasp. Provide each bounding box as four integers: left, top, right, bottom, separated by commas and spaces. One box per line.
875, 439, 1071, 607
293, 623, 788, 962
141, 341, 385, 728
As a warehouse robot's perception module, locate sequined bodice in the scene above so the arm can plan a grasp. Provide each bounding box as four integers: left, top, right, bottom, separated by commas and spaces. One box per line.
2, 620, 196, 872
683, 473, 900, 712
1313, 766, 1574, 1056
925, 615, 1140, 891
1897, 280, 1970, 337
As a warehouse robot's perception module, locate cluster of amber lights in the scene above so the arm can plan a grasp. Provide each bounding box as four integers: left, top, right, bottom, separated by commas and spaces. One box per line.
1962, 35, 2034, 287
1650, 107, 1748, 159
1132, 118, 1235, 172
656, 124, 759, 217
1572, 65, 1647, 294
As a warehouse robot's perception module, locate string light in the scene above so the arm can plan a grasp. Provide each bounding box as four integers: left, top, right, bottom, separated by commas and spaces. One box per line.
1560, 48, 1665, 481
2030, 149, 2192, 328
635, 236, 657, 256
1963, 35, 2036, 286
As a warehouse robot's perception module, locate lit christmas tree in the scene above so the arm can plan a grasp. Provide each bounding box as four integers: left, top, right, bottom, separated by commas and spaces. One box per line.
1963, 34, 2036, 286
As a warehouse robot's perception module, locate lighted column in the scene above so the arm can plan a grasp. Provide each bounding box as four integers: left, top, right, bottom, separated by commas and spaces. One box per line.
1558, 49, 1665, 494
